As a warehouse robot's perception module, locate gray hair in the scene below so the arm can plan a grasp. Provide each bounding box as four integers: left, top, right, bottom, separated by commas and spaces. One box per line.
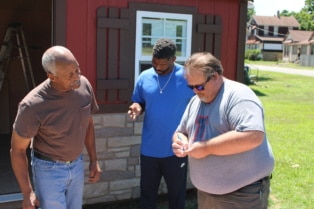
184, 52, 223, 78
41, 46, 77, 75
42, 53, 56, 74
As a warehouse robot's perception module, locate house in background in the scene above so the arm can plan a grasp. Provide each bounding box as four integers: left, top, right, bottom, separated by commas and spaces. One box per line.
247, 14, 300, 61
283, 30, 314, 66
0, 0, 250, 208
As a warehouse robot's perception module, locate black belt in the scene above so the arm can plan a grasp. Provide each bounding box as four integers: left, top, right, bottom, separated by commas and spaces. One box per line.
34, 151, 73, 164
253, 174, 272, 184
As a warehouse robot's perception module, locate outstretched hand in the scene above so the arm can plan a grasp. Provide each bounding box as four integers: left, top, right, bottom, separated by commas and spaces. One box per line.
128, 103, 142, 120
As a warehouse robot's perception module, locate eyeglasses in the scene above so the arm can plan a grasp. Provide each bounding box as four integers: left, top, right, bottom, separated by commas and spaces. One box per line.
187, 77, 211, 91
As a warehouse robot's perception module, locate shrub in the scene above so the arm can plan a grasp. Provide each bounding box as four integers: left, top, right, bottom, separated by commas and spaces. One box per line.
245, 49, 262, 61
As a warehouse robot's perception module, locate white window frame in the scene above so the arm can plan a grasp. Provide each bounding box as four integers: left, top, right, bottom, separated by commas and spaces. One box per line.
134, 11, 192, 84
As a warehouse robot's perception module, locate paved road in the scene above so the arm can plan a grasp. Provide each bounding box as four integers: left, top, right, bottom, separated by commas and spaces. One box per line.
246, 64, 314, 77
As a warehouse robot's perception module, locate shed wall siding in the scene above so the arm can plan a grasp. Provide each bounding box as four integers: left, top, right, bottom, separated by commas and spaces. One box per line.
95, 3, 222, 113
66, 0, 241, 90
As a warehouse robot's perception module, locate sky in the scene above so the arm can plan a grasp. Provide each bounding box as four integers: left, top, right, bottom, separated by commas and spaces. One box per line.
253, 0, 305, 16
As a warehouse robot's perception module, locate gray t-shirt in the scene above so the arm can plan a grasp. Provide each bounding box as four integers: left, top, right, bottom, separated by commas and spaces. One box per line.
13, 76, 99, 161
177, 78, 274, 194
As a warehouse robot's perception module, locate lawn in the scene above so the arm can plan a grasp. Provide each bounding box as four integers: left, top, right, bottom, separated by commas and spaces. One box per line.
84, 67, 314, 209
249, 70, 314, 209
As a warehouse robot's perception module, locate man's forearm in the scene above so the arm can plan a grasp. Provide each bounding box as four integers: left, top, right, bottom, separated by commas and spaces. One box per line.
10, 149, 33, 196
84, 117, 97, 162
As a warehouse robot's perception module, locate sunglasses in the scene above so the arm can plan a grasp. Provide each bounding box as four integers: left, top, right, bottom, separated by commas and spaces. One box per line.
187, 76, 211, 91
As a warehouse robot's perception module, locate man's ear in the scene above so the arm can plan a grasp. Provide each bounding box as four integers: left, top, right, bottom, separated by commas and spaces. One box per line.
47, 72, 55, 81
211, 72, 219, 80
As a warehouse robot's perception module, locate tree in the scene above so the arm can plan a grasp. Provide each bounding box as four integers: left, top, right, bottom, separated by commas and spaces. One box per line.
295, 0, 314, 30
278, 0, 314, 31
295, 11, 314, 30
247, 8, 255, 23
280, 10, 293, 17
305, 0, 314, 14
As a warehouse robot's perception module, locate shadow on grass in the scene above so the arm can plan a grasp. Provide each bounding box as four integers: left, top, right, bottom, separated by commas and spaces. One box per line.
252, 89, 267, 97
255, 75, 274, 82
83, 189, 197, 209
246, 75, 274, 97
246, 75, 274, 84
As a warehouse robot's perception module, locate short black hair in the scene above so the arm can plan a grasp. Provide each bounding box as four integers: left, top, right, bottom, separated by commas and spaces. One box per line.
152, 38, 176, 59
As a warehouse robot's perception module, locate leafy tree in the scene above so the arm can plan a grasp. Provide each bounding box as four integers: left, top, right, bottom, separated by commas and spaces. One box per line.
278, 0, 314, 31
280, 10, 293, 17
295, 11, 314, 30
247, 8, 255, 23
297, 0, 314, 30
305, 0, 314, 14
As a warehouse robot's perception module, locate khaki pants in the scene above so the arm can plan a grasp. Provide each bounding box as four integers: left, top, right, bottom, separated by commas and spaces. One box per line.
197, 177, 271, 209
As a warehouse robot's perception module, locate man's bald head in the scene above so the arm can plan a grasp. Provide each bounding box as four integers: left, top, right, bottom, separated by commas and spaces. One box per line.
42, 46, 78, 75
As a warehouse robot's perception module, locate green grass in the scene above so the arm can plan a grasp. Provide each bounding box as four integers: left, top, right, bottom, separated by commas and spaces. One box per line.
84, 64, 314, 209
249, 70, 314, 209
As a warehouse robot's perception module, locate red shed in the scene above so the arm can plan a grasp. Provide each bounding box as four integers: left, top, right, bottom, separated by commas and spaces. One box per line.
0, 0, 249, 207
63, 0, 248, 113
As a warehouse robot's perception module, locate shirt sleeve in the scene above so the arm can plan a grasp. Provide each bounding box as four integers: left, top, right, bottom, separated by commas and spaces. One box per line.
227, 100, 265, 132
84, 76, 99, 114
13, 103, 40, 138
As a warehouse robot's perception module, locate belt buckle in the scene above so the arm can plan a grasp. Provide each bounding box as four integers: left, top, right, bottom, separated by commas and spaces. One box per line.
65, 160, 71, 164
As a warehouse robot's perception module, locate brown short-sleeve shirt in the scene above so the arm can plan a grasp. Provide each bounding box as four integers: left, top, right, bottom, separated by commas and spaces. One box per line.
13, 76, 99, 161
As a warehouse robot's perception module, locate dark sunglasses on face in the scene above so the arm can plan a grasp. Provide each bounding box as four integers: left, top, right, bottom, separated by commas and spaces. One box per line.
187, 76, 211, 91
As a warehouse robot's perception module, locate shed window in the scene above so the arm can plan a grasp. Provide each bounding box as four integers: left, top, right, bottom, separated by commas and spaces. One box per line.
135, 11, 192, 83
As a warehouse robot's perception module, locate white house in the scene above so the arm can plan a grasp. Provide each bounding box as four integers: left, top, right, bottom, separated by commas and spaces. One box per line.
283, 30, 314, 66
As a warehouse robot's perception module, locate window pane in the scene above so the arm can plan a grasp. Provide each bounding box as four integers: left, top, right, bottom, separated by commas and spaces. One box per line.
143, 23, 151, 35
176, 25, 183, 56
142, 23, 152, 55
141, 17, 188, 56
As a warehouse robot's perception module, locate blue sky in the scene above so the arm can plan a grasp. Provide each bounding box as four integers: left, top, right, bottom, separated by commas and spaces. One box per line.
253, 0, 305, 16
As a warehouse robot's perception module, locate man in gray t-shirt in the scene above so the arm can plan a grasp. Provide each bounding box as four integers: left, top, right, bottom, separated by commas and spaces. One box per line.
172, 52, 274, 209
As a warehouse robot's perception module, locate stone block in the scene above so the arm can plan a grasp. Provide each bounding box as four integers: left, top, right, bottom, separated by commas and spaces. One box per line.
134, 122, 143, 135
84, 182, 109, 198
108, 136, 141, 147
102, 114, 126, 127
110, 178, 140, 191
105, 159, 127, 171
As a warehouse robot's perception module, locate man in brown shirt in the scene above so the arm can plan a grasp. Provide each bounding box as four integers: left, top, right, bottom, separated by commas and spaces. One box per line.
10, 46, 102, 209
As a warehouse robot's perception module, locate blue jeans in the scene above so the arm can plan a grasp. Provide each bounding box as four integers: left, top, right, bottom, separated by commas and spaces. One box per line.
31, 153, 84, 209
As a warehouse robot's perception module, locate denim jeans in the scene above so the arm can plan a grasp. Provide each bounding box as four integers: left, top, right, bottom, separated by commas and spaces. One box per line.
31, 153, 84, 209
